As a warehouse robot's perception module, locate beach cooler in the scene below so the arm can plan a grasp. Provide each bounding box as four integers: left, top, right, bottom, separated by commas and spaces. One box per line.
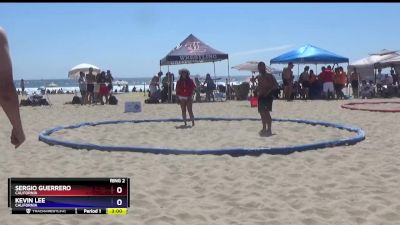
250, 96, 258, 107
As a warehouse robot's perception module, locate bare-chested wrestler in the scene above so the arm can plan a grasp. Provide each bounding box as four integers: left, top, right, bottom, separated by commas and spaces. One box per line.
256, 61, 278, 137
282, 62, 294, 101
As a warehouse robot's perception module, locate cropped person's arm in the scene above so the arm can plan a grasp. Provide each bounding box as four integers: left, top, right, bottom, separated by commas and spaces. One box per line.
0, 28, 25, 148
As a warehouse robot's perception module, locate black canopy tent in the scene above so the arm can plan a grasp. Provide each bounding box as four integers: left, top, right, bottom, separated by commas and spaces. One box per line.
160, 34, 230, 101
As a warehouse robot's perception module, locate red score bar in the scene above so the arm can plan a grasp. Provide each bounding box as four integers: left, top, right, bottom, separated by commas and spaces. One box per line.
21, 185, 128, 196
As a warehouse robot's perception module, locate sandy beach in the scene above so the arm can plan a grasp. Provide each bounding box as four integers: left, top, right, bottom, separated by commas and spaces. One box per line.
1, 93, 400, 225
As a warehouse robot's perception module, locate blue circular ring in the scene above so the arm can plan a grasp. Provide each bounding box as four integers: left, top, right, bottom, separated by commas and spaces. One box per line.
38, 117, 365, 156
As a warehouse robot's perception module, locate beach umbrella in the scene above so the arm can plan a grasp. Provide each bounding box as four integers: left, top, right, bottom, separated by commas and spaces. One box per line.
232, 61, 274, 73
68, 63, 101, 79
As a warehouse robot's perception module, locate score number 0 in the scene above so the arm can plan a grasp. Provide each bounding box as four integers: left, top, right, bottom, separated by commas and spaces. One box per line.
116, 186, 123, 206
110, 178, 127, 207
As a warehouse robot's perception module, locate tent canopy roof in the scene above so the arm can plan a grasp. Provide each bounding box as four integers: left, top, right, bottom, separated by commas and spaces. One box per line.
350, 52, 399, 68
368, 49, 399, 56
270, 44, 349, 64
160, 34, 228, 66
374, 55, 400, 68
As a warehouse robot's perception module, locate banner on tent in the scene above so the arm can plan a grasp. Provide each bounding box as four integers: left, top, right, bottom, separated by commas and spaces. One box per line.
179, 54, 218, 61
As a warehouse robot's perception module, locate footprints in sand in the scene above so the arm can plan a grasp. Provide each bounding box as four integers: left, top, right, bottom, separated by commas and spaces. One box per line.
300, 218, 320, 225
143, 215, 176, 225
379, 211, 400, 222
175, 212, 207, 223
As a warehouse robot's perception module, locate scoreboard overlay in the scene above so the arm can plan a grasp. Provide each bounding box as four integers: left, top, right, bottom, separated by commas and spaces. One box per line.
8, 178, 130, 215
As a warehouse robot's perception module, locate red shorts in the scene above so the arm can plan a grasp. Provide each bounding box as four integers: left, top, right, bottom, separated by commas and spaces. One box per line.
100, 84, 109, 95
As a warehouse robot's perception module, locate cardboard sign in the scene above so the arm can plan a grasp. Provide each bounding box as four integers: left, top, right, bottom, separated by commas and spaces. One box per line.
125, 101, 141, 113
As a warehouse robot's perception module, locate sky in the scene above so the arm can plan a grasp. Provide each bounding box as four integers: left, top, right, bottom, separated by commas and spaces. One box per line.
1, 3, 399, 80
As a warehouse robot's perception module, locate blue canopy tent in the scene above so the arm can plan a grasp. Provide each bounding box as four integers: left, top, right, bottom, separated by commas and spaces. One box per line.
160, 34, 230, 101
270, 44, 350, 97
270, 44, 349, 74
270, 44, 349, 64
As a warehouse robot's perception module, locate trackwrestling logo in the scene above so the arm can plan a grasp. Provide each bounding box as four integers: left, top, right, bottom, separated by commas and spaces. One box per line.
185, 41, 206, 53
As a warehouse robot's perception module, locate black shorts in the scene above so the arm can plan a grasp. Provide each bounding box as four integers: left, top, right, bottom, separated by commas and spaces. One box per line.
351, 80, 358, 89
283, 79, 289, 86
283, 79, 293, 87
258, 95, 273, 113
87, 84, 94, 93
301, 81, 310, 88
335, 84, 344, 92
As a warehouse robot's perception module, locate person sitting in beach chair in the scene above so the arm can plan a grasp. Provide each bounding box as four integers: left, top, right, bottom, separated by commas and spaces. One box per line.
376, 74, 394, 98
360, 80, 374, 99
145, 89, 161, 104
368, 80, 376, 98
21, 92, 49, 106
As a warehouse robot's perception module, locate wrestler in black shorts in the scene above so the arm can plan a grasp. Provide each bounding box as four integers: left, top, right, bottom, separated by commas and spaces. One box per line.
258, 94, 274, 113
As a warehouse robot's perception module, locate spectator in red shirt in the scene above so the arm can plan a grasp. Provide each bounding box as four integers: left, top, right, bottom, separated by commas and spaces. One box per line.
176, 68, 196, 127
319, 65, 335, 99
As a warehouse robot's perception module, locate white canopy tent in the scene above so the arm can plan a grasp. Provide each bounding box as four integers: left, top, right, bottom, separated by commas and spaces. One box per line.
377, 56, 400, 79
376, 55, 400, 68
348, 49, 399, 82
